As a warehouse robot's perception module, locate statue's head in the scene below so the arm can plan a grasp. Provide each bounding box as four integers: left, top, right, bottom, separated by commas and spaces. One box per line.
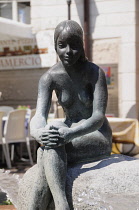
54, 20, 87, 65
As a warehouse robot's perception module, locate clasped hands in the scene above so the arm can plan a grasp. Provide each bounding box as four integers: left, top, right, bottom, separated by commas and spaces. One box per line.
41, 124, 71, 149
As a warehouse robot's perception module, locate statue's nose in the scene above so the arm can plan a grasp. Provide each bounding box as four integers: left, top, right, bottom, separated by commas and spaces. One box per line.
66, 45, 72, 54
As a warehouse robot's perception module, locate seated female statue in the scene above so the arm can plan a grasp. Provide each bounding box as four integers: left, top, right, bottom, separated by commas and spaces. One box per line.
30, 20, 112, 210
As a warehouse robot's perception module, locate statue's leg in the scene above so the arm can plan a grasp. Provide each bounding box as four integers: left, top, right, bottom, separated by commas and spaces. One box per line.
43, 146, 70, 210
28, 147, 52, 210
66, 119, 112, 164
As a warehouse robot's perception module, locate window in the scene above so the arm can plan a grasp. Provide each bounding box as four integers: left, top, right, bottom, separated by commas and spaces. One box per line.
0, 3, 12, 20
0, 0, 30, 24
18, 2, 30, 24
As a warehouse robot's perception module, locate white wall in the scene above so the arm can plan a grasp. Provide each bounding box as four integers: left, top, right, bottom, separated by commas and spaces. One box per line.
136, 0, 139, 119
31, 0, 84, 32
90, 0, 137, 118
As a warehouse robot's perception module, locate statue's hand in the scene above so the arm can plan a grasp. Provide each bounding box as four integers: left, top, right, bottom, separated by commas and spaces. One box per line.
41, 129, 66, 149
58, 127, 72, 143
35, 125, 51, 145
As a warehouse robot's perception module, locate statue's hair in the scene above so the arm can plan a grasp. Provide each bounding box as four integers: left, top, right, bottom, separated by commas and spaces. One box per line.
54, 20, 87, 62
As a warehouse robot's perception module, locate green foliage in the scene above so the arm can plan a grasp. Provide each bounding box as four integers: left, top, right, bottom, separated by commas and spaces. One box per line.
17, 105, 30, 110
0, 199, 13, 205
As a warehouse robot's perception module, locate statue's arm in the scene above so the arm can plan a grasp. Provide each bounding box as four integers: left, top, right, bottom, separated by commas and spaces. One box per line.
59, 68, 108, 142
30, 72, 53, 144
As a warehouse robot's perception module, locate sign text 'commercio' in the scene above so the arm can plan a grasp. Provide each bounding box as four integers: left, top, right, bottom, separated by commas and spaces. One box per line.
0, 56, 41, 69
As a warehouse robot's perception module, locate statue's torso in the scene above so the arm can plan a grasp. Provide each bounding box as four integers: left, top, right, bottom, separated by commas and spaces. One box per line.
50, 61, 101, 123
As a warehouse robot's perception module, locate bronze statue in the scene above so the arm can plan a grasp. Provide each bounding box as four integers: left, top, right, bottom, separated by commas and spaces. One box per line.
30, 20, 112, 210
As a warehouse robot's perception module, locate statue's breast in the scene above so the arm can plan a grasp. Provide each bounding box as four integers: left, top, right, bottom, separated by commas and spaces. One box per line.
78, 91, 93, 107
56, 80, 94, 109
58, 89, 74, 108
78, 84, 93, 107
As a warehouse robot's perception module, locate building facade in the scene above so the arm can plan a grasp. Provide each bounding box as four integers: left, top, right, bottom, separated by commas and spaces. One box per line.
0, 0, 50, 108
31, 0, 139, 119
0, 0, 139, 120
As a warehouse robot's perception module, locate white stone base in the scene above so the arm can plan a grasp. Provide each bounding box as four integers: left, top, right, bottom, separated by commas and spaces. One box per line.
17, 154, 139, 210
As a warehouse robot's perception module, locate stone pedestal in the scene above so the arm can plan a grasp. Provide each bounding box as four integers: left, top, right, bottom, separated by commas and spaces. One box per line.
17, 154, 139, 210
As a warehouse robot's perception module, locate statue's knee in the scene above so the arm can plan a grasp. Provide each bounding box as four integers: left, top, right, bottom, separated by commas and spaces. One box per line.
103, 139, 112, 156
48, 121, 68, 130
37, 147, 44, 165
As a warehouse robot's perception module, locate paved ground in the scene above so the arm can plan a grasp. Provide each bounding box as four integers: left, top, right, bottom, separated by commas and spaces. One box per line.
0, 159, 35, 209
0, 141, 38, 208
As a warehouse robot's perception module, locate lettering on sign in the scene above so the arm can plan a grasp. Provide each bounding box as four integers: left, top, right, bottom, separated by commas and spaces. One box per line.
0, 55, 42, 69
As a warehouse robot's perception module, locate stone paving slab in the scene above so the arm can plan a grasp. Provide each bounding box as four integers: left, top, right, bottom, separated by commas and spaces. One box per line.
0, 160, 32, 207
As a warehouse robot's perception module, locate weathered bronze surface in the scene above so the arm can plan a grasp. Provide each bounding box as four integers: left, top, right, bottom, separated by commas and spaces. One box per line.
29, 20, 112, 210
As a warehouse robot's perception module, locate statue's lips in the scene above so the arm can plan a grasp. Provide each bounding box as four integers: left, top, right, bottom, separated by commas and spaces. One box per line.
64, 56, 73, 61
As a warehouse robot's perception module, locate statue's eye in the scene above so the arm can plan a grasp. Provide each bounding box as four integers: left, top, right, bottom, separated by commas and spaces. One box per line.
58, 42, 66, 48
70, 40, 80, 50
71, 44, 78, 50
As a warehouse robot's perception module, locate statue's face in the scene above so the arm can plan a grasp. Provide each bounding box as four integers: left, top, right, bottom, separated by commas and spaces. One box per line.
56, 31, 82, 66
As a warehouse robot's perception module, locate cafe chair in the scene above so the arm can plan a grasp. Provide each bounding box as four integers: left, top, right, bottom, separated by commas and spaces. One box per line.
3, 109, 33, 168
112, 120, 136, 155
52, 91, 65, 118
27, 109, 37, 161
53, 103, 65, 118
0, 111, 11, 168
27, 108, 36, 140
0, 106, 14, 116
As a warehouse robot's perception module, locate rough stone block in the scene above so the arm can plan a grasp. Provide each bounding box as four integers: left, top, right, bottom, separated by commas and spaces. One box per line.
17, 154, 139, 210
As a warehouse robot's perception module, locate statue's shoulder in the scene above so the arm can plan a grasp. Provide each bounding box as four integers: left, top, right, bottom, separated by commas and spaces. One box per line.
84, 62, 105, 84
85, 61, 100, 75
88, 62, 105, 76
87, 61, 100, 72
40, 62, 62, 82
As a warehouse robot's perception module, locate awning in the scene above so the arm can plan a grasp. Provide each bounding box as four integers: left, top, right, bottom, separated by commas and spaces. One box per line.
0, 17, 34, 40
